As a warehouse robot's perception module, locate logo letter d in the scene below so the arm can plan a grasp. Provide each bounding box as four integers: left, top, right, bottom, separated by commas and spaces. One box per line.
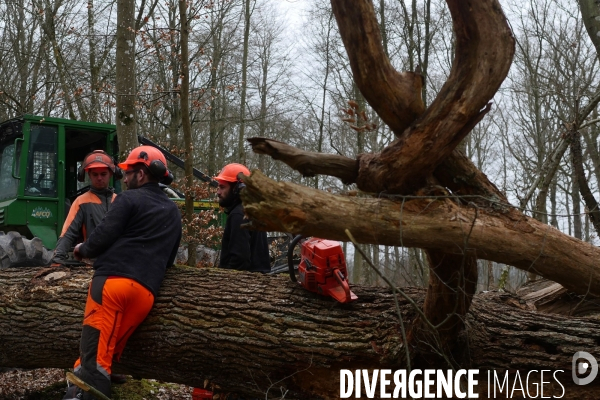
572, 351, 598, 385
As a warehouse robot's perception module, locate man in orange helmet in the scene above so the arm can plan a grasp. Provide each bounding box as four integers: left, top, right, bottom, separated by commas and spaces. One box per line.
215, 163, 270, 273
53, 150, 121, 263
63, 146, 181, 400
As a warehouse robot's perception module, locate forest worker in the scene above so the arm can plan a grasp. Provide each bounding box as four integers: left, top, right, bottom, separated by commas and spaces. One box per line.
63, 146, 182, 400
214, 163, 270, 273
52, 150, 121, 263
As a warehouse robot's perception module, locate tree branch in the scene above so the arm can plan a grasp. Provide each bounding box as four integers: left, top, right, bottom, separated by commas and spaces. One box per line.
247, 137, 358, 184
241, 171, 600, 297
329, 0, 425, 135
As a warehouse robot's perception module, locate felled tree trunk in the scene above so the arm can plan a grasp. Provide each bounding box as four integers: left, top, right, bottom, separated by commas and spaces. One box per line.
241, 171, 600, 299
1, 266, 599, 399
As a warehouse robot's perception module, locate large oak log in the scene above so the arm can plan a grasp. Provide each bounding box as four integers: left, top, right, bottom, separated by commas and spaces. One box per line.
1, 266, 599, 399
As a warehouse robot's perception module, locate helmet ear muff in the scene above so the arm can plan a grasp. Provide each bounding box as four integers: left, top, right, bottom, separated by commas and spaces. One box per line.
232, 181, 246, 197
77, 166, 86, 182
161, 171, 174, 185
148, 158, 174, 185
113, 166, 123, 181
148, 159, 167, 180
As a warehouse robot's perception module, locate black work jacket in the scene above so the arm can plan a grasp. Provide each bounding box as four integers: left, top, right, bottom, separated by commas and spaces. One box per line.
78, 183, 182, 296
219, 202, 270, 273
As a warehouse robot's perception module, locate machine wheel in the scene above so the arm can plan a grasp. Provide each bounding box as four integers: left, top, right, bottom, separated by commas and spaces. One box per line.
0, 231, 53, 269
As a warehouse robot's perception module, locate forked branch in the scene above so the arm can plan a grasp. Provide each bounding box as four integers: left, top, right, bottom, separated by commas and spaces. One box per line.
251, 0, 515, 195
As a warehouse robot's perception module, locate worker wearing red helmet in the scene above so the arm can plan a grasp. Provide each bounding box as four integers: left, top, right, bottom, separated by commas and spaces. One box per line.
53, 150, 120, 263
63, 145, 182, 400
215, 163, 270, 273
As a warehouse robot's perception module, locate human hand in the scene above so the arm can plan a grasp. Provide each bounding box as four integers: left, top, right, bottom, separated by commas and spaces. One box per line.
73, 244, 83, 261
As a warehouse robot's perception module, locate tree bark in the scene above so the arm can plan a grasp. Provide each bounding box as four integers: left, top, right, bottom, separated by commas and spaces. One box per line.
0, 266, 599, 399
569, 129, 600, 236
411, 250, 478, 365
248, 141, 506, 205
578, 0, 600, 58
115, 0, 138, 158
35, 0, 80, 120
330, 0, 425, 137
247, 137, 359, 184
237, 0, 252, 164
179, 0, 196, 267
207, 11, 223, 177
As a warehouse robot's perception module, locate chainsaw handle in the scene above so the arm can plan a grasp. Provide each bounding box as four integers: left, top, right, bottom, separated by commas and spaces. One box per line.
288, 234, 303, 283
333, 268, 352, 302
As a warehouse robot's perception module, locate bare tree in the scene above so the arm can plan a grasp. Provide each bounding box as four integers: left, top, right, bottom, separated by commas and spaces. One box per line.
0, 1, 45, 117
242, 0, 600, 364
236, 0, 253, 164
115, 0, 138, 153
179, 0, 196, 267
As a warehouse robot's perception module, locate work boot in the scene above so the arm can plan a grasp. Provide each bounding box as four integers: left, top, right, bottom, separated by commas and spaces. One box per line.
110, 373, 128, 384
62, 383, 83, 399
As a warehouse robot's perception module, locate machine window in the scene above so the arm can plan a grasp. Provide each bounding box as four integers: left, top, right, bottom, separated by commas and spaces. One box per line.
25, 124, 58, 197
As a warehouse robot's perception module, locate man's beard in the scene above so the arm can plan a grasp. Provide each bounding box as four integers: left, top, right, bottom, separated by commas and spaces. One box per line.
218, 188, 236, 208
126, 174, 140, 189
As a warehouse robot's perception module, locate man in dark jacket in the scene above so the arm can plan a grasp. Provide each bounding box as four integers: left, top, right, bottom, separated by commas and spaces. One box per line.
53, 150, 119, 263
215, 163, 270, 273
63, 146, 181, 400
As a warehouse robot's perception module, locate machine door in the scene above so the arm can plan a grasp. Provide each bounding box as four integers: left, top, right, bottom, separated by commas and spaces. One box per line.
0, 121, 23, 202
25, 124, 58, 198
24, 123, 59, 248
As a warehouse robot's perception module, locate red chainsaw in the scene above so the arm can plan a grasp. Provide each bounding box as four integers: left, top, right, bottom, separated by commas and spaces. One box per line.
288, 235, 358, 303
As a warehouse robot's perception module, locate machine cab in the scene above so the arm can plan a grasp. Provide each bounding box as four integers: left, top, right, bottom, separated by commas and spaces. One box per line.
0, 115, 118, 249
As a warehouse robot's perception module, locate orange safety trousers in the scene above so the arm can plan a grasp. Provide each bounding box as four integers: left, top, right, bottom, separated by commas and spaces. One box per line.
72, 276, 154, 399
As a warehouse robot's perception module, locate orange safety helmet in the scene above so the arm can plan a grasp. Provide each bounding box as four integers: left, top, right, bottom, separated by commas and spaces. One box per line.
214, 163, 250, 183
82, 150, 116, 172
118, 145, 172, 183
77, 150, 122, 182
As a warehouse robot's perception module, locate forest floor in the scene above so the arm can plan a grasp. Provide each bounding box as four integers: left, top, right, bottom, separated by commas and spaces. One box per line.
0, 368, 195, 399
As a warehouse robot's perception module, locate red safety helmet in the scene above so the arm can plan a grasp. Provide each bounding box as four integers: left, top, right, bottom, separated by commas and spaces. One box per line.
118, 145, 166, 172
82, 150, 116, 172
77, 150, 121, 182
214, 163, 250, 183
118, 145, 171, 183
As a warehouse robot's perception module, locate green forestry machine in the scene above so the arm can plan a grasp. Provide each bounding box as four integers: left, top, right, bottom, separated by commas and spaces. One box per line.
0, 115, 220, 268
